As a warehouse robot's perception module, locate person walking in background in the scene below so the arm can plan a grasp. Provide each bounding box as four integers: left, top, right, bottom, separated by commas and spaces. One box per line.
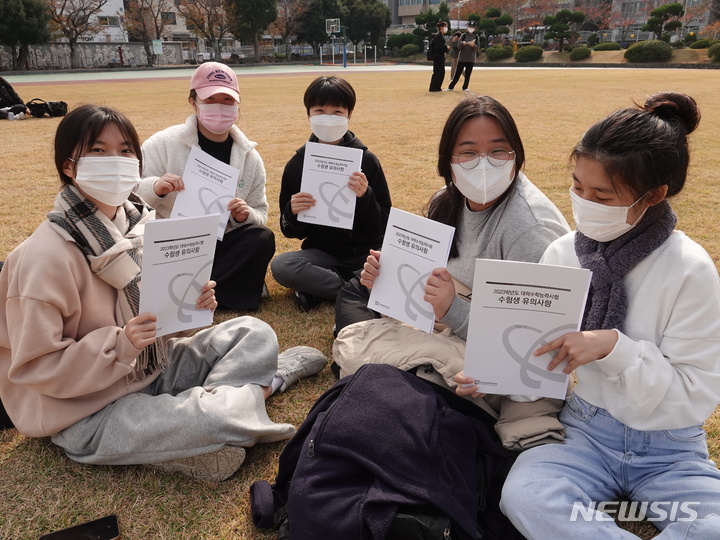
138, 62, 274, 311
271, 76, 392, 312
428, 21, 450, 92
449, 31, 462, 80
446, 21, 479, 92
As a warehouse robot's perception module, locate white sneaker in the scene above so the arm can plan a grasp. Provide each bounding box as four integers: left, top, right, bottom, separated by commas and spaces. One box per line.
276, 346, 327, 392
151, 445, 246, 482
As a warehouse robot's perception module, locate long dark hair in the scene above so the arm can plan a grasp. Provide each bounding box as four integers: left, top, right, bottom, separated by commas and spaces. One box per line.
571, 92, 700, 198
55, 104, 142, 187
426, 95, 525, 257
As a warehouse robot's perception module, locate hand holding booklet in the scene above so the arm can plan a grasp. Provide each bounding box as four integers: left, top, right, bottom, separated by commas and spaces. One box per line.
297, 141, 363, 230
464, 259, 592, 399
140, 213, 220, 337
170, 145, 239, 241
367, 208, 455, 333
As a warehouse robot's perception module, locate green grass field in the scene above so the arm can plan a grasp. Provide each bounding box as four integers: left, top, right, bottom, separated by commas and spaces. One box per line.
1, 66, 720, 539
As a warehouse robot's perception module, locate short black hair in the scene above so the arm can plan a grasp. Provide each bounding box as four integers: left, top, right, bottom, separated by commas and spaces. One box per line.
54, 104, 142, 186
303, 76, 356, 114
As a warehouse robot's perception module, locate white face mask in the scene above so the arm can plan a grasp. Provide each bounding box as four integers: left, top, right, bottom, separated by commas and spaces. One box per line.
196, 102, 239, 135
451, 158, 515, 205
570, 189, 647, 242
74, 156, 141, 207
309, 114, 349, 143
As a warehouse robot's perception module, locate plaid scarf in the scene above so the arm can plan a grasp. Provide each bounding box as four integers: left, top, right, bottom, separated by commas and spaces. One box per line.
575, 200, 677, 333
48, 185, 168, 378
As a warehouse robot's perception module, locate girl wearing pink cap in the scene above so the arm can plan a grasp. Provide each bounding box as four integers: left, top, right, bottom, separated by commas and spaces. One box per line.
138, 62, 273, 310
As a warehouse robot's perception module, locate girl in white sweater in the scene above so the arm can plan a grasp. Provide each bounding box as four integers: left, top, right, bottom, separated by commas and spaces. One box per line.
496, 93, 720, 538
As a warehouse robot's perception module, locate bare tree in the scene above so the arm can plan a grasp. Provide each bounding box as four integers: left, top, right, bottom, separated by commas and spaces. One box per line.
712, 0, 720, 22
123, 0, 175, 67
176, 0, 234, 61
268, 0, 300, 59
48, 0, 109, 68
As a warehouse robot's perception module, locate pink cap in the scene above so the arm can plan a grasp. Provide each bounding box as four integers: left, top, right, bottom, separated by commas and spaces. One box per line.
189, 62, 240, 102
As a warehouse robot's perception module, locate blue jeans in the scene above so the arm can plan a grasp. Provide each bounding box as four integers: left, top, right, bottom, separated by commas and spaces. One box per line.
501, 393, 720, 539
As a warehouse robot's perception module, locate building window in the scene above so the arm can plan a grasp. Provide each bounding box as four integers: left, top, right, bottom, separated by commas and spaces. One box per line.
97, 16, 120, 26
161, 12, 177, 24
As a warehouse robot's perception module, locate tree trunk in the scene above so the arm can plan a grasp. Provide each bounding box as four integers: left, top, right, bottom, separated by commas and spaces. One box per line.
143, 39, 155, 67
212, 39, 222, 61
17, 43, 29, 70
11, 45, 20, 70
254, 34, 260, 61
69, 39, 79, 69
711, 0, 720, 23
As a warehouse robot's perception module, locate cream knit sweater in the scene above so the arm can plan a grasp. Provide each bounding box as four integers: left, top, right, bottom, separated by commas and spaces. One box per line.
138, 115, 269, 230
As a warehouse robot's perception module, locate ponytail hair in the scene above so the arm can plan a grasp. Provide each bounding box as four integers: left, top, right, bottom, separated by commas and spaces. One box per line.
571, 92, 700, 198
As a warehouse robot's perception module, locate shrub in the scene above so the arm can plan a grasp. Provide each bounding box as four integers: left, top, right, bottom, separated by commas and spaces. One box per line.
684, 33, 698, 44
399, 43, 420, 57
515, 45, 543, 62
660, 33, 671, 43
690, 39, 712, 49
387, 33, 423, 54
569, 46, 592, 61
624, 40, 672, 62
485, 45, 513, 61
593, 42, 621, 51
671, 40, 684, 48
587, 33, 599, 46
709, 43, 720, 62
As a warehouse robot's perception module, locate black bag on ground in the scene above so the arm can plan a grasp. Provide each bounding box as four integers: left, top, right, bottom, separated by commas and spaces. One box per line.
250, 364, 523, 540
26, 98, 68, 118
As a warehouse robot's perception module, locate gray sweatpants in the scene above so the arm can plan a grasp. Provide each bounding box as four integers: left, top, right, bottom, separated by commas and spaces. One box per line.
51, 316, 295, 465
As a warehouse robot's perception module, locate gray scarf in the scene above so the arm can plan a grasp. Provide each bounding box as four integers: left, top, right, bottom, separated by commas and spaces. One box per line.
575, 200, 677, 333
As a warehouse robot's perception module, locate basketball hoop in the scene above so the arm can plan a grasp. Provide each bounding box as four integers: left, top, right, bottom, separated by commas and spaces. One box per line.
326, 18, 341, 35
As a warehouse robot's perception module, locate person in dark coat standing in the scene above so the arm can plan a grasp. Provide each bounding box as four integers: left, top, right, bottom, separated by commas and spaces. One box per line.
428, 21, 450, 92
446, 21, 479, 91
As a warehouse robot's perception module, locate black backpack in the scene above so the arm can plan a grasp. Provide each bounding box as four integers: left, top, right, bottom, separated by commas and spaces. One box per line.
25, 98, 68, 118
250, 364, 523, 540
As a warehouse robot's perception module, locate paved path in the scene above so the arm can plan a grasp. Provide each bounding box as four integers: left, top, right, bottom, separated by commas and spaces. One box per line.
5, 62, 432, 84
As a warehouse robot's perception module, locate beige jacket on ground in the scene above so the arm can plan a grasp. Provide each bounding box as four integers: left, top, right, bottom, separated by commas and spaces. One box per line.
333, 317, 566, 451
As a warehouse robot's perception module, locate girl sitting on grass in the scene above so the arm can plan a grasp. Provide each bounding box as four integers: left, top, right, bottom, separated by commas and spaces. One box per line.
493, 92, 720, 537
0, 104, 326, 482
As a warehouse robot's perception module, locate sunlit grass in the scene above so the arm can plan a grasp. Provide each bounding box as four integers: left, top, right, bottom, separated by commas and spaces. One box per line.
2, 66, 720, 538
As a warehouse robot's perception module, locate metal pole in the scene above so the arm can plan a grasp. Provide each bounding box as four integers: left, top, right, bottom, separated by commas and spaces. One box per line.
343, 28, 347, 68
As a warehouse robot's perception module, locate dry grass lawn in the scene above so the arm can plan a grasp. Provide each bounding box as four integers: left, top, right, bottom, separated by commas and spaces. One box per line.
1, 66, 720, 539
